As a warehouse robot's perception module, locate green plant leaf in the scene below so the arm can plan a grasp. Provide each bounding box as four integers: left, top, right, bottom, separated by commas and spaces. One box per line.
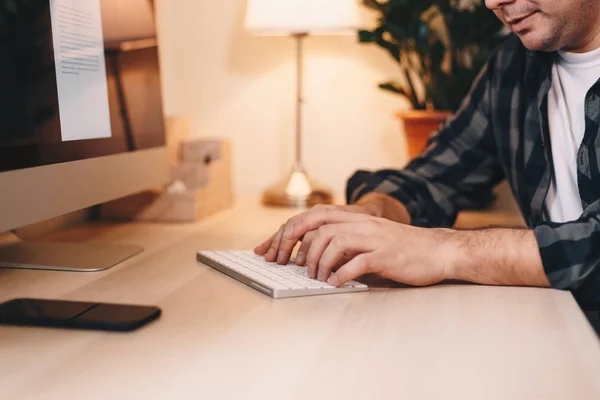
429, 37, 445, 70
414, 20, 429, 49
388, 0, 410, 7
357, 0, 505, 112
383, 21, 407, 41
362, 0, 386, 12
378, 81, 407, 96
358, 29, 377, 43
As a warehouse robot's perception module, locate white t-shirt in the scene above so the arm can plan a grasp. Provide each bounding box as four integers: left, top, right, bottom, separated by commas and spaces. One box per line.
545, 46, 600, 223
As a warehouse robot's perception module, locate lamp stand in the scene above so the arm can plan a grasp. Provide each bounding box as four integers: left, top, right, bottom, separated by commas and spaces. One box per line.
262, 33, 334, 208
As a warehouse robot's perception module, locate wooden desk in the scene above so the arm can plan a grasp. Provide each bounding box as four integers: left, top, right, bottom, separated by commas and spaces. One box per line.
455, 181, 527, 229
1, 200, 599, 400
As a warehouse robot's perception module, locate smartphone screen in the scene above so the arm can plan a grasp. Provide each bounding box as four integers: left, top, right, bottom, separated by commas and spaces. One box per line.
0, 298, 161, 332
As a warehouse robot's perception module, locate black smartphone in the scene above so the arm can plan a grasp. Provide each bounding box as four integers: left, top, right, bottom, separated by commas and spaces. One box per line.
0, 298, 161, 332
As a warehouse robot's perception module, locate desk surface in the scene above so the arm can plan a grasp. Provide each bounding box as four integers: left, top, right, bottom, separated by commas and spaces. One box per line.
1, 200, 599, 400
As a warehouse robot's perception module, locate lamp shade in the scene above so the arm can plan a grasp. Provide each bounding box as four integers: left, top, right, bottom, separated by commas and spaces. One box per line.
245, 0, 360, 35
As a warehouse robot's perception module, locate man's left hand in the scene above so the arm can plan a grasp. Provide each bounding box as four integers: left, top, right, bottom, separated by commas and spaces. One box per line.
256, 209, 456, 287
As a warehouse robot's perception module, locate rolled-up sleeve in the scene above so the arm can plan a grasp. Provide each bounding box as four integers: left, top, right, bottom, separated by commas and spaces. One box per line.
535, 205, 600, 309
346, 58, 505, 228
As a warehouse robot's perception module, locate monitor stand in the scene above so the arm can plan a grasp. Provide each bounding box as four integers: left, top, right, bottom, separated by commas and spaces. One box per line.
0, 241, 143, 272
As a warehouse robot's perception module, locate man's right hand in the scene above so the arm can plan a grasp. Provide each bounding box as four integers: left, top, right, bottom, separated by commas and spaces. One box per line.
253, 192, 411, 267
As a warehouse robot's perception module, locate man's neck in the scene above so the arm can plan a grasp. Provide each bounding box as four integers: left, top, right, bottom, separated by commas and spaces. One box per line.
564, 20, 600, 53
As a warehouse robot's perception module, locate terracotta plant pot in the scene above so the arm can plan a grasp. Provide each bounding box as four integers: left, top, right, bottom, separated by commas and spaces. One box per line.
396, 110, 451, 159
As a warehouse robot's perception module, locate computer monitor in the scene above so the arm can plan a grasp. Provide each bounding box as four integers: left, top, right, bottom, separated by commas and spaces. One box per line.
0, 0, 169, 271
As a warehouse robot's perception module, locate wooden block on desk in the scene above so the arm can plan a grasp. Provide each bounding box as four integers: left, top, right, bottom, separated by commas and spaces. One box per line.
101, 140, 233, 222
132, 191, 199, 222
133, 140, 233, 221
171, 162, 210, 190
180, 139, 222, 163
166, 116, 192, 165
191, 140, 233, 219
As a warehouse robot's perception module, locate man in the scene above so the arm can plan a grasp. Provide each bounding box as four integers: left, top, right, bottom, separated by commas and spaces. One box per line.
255, 0, 600, 312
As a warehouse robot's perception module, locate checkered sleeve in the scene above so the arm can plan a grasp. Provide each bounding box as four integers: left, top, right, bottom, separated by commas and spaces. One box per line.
346, 60, 505, 228
535, 204, 600, 309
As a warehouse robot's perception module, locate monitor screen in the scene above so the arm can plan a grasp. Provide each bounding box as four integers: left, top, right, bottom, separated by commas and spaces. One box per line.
0, 0, 165, 173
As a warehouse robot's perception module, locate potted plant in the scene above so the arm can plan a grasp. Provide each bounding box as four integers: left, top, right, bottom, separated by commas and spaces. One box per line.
358, 0, 506, 158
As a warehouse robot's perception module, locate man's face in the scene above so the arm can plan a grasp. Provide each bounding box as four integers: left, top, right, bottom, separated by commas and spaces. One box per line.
485, 0, 599, 52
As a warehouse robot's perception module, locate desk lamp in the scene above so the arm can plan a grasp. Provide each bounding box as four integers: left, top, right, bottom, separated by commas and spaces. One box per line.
245, 0, 360, 207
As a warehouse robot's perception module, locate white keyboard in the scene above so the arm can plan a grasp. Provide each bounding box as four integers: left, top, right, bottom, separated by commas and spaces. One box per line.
197, 250, 368, 299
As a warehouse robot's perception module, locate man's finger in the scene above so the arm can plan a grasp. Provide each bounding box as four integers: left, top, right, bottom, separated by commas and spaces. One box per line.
295, 231, 316, 266
254, 232, 276, 256
327, 253, 373, 287
265, 225, 285, 262
278, 210, 371, 266
305, 225, 335, 279
283, 209, 370, 240
275, 212, 318, 264
317, 234, 376, 281
305, 222, 373, 279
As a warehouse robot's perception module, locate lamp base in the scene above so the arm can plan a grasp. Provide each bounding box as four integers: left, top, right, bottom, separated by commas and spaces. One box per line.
262, 168, 333, 208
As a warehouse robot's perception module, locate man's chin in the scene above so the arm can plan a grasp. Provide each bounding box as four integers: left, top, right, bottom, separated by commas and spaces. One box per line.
517, 31, 560, 52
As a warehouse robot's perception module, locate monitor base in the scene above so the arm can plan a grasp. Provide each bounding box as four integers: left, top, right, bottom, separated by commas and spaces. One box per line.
0, 241, 143, 272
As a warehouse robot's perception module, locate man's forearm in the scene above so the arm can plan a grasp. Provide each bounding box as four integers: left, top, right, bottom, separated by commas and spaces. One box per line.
356, 192, 551, 288
447, 228, 551, 287
354, 192, 412, 225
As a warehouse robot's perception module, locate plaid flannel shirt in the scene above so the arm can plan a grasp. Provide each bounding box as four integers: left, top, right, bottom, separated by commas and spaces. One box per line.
346, 34, 600, 309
